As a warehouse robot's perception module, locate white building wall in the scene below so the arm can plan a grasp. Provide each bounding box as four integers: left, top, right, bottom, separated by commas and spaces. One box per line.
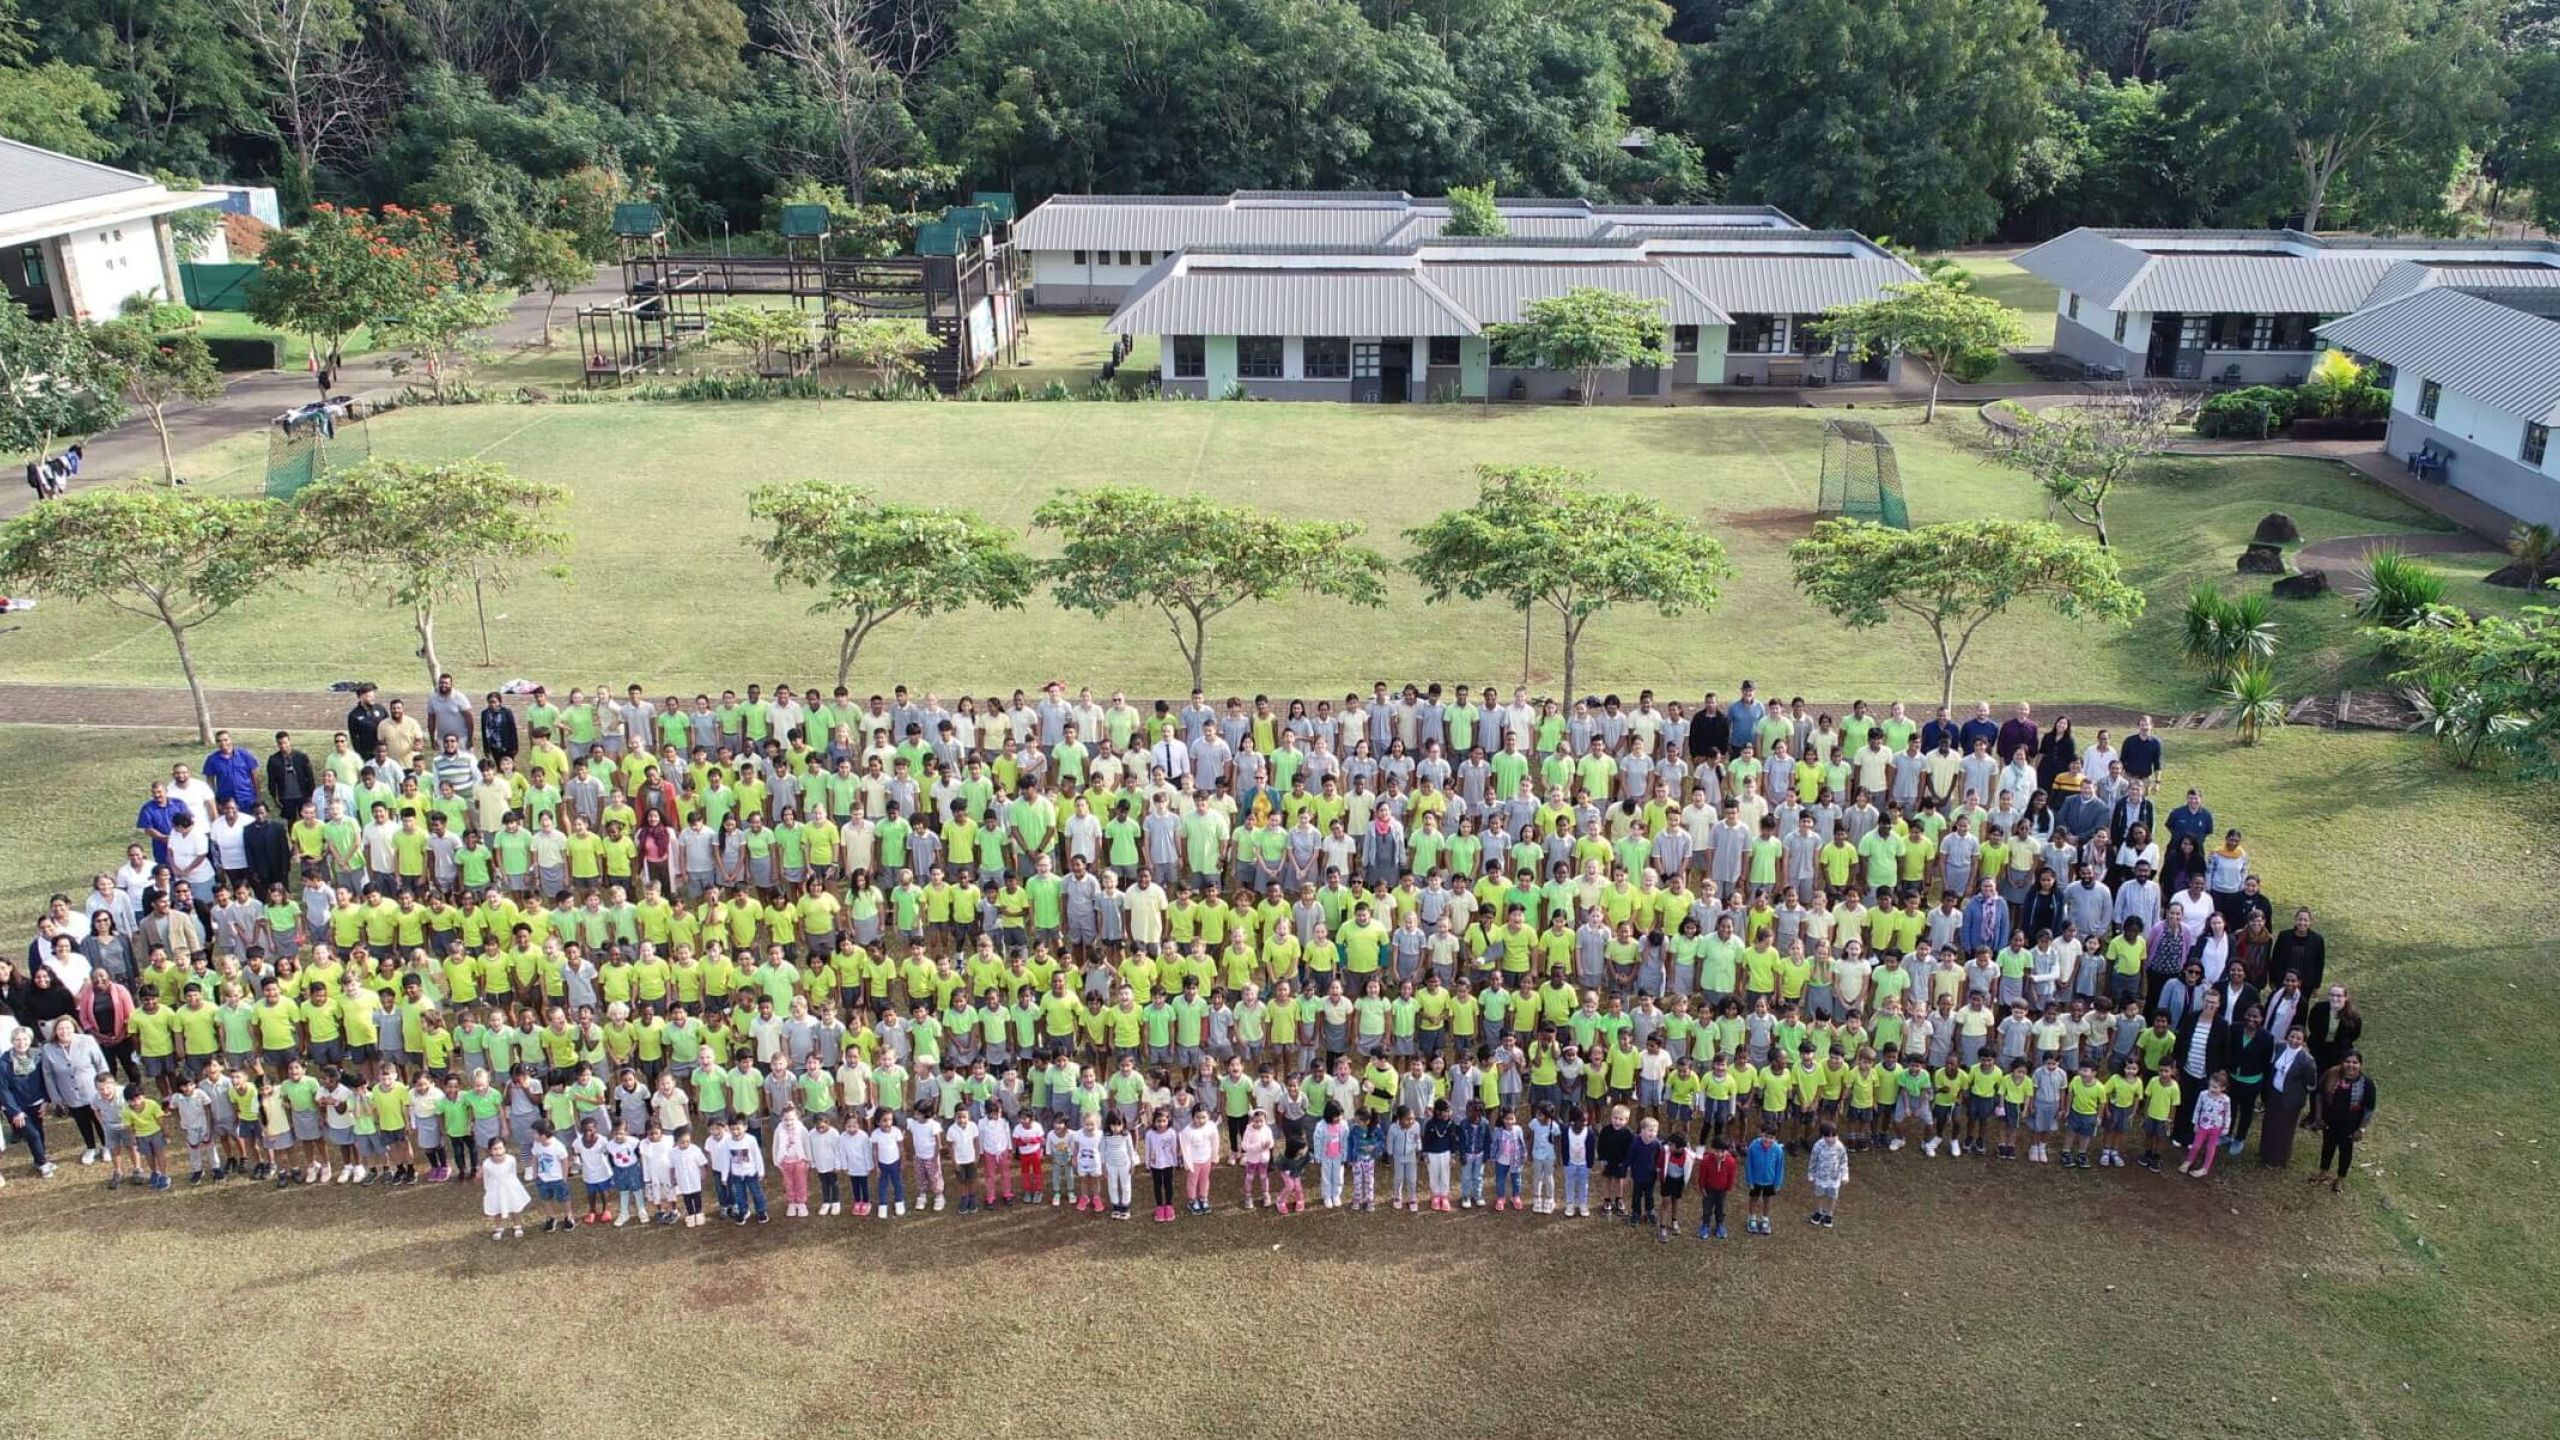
61, 220, 170, 318
1028, 248, 1166, 306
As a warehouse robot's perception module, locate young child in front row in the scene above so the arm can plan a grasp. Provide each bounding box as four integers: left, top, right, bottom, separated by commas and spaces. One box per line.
1742, 1122, 1785, 1236
2181, 1071, 2233, 1178
1806, 1121, 1847, 1228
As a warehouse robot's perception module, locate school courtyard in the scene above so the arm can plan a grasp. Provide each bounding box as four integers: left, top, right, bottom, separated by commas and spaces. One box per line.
0, 372, 2551, 1439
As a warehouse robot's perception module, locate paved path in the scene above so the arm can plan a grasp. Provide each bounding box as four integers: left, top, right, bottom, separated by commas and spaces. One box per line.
2, 267, 620, 521
2293, 531, 2501, 574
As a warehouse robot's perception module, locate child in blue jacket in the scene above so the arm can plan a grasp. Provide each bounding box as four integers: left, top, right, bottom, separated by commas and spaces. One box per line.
1743, 1121, 1787, 1236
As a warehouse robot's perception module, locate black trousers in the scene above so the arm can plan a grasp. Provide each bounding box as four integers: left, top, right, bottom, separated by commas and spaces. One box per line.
2317, 1128, 2355, 1177
1150, 1165, 1176, 1206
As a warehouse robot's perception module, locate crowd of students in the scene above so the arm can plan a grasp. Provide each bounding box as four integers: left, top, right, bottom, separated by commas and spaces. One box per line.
2, 675, 2381, 1242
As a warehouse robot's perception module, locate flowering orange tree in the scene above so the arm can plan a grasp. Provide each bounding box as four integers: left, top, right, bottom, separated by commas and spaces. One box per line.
247, 203, 473, 375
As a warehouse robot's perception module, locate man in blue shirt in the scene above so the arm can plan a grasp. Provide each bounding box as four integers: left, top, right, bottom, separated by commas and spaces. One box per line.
1723, 682, 1765, 757
134, 780, 190, 868
2164, 789, 2215, 850
1958, 701, 2002, 756
202, 731, 260, 811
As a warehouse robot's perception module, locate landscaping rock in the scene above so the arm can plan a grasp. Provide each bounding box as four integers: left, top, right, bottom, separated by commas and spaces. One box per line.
2272, 569, 2330, 599
2251, 512, 2301, 545
2237, 542, 2287, 575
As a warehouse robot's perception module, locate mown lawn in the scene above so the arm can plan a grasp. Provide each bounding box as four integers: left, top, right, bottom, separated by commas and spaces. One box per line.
0, 723, 2547, 1439
4, 397, 2512, 711
1932, 252, 2060, 383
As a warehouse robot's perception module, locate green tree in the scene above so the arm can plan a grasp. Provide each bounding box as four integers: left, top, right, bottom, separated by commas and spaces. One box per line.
0, 10, 117, 159
294, 459, 568, 688
1788, 517, 2145, 709
704, 303, 817, 375
1988, 390, 2180, 547
0, 489, 304, 742
218, 0, 374, 206
2498, 44, 2560, 235
2159, 0, 2510, 232
835, 317, 941, 388
1698, 0, 2067, 245
744, 478, 1037, 688
92, 320, 223, 486
249, 204, 469, 375
1406, 464, 1732, 699
1032, 485, 1389, 690
0, 299, 125, 465
1485, 287, 1668, 405
545, 0, 748, 109
377, 286, 510, 400
1441, 183, 1508, 237
495, 227, 590, 348
1817, 280, 2025, 423
2381, 592, 2560, 773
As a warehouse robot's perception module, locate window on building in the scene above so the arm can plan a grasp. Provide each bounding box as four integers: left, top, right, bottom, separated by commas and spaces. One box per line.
1428, 336, 1461, 367
2272, 314, 2312, 350
1672, 324, 1699, 354
1237, 336, 1283, 379
1352, 342, 1381, 379
2179, 315, 2211, 350
2367, 360, 2396, 389
2113, 312, 2128, 344
2525, 423, 2550, 467
1072, 249, 1088, 266
2418, 379, 2441, 420
1728, 315, 1785, 353
1789, 315, 1832, 355
1116, 251, 1133, 267
2066, 293, 2081, 321
2246, 314, 2276, 350
1139, 251, 1154, 266
1171, 336, 1205, 379
1303, 337, 1351, 379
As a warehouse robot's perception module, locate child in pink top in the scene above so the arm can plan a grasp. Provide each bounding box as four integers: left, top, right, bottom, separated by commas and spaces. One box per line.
1238, 1110, 1275, 1208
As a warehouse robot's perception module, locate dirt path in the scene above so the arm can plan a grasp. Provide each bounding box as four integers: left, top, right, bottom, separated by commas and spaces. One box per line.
2294, 532, 2502, 573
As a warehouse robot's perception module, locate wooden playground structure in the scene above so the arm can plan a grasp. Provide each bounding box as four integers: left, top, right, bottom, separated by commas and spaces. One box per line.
576, 197, 1024, 392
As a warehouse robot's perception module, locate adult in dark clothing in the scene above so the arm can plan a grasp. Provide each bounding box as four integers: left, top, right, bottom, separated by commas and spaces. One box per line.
2314, 1053, 2377, 1192
265, 731, 315, 821
2170, 991, 2235, 1146
2305, 986, 2362, 1072
1996, 705, 2039, 767
480, 693, 521, 762
2, 1025, 53, 1174
2210, 971, 2260, 1037
345, 685, 388, 762
2018, 872, 2065, 945
1920, 706, 1962, 755
2163, 790, 2216, 850
2035, 717, 2078, 791
1958, 704, 2001, 756
2222, 1007, 2274, 1157
2119, 717, 2163, 780
2109, 788, 2157, 859
2270, 909, 2326, 994
2258, 1028, 2318, 1169
243, 802, 292, 890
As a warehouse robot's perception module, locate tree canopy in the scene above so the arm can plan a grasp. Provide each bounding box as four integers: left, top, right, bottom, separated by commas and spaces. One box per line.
1818, 281, 2025, 423
293, 458, 568, 689
1032, 485, 1389, 690
0, 488, 304, 742
744, 478, 1037, 688
1485, 288, 1669, 404
1406, 464, 1730, 700
1789, 517, 2144, 709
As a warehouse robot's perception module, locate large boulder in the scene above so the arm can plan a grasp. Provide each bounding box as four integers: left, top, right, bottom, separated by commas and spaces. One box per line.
2237, 543, 2287, 575
2272, 568, 2330, 599
2251, 512, 2302, 545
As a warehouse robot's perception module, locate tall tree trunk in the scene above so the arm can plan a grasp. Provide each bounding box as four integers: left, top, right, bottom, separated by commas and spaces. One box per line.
415, 605, 442, 692
1560, 613, 1582, 704
1187, 616, 1208, 693
1521, 607, 1533, 687
1934, 620, 1958, 712
472, 575, 494, 664
152, 406, 178, 485
162, 612, 216, 745
835, 625, 860, 689
1923, 362, 1943, 424
540, 293, 558, 348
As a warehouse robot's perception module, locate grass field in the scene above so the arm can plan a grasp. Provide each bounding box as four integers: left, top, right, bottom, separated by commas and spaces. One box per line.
1932, 252, 2061, 383
0, 722, 2548, 1439
2, 396, 2514, 712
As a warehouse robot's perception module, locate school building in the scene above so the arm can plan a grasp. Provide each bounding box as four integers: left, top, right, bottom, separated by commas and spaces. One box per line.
0, 138, 220, 323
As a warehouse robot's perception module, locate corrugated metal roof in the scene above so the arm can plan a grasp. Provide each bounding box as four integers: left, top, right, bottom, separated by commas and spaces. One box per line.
1654, 255, 1920, 315
2317, 289, 2560, 425
2365, 258, 2560, 307
1017, 203, 1408, 252
2014, 229, 2165, 310
0, 137, 160, 217
2120, 254, 2398, 314
1419, 260, 1729, 325
1104, 265, 1478, 337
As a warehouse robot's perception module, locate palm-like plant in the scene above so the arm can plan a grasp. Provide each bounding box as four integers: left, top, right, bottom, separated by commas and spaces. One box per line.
2510, 523, 2559, 587
2222, 663, 2286, 746
2403, 680, 2526, 769
2351, 547, 2449, 628
2181, 585, 2279, 676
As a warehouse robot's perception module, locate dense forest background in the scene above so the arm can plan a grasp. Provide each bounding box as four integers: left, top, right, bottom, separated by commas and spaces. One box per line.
1, 0, 2554, 247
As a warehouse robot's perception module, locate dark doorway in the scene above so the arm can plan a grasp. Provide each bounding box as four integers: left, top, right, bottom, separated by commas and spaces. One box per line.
2146, 313, 2184, 380
1379, 340, 1411, 402
1630, 362, 1661, 397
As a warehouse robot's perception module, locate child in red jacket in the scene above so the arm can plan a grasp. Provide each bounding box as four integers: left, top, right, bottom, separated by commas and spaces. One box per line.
1693, 1134, 1739, 1240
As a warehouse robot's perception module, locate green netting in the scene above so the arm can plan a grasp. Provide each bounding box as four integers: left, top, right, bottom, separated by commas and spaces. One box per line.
1817, 418, 1908, 528
779, 204, 832, 239
914, 221, 963, 256
264, 415, 369, 499
611, 202, 666, 238
969, 192, 1017, 222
